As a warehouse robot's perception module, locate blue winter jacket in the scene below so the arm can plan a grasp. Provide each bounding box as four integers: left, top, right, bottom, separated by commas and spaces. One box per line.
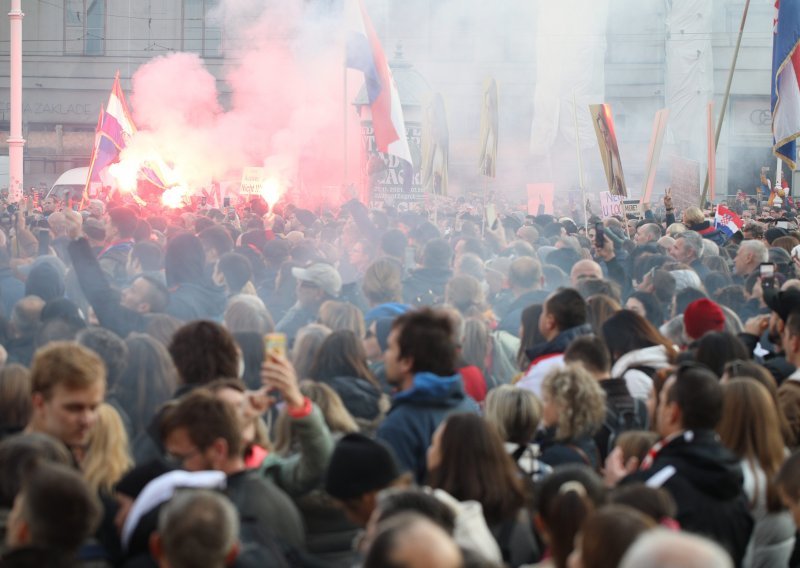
376, 372, 479, 483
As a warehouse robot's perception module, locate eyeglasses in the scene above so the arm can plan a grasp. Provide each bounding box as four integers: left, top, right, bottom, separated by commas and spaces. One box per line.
298, 280, 319, 289
164, 448, 201, 468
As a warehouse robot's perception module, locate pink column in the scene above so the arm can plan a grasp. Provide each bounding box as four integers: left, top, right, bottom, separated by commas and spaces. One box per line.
7, 0, 24, 203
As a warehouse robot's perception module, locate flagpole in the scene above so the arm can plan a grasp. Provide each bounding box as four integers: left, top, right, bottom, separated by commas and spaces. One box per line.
343, 61, 349, 190
699, 0, 751, 207
572, 92, 588, 232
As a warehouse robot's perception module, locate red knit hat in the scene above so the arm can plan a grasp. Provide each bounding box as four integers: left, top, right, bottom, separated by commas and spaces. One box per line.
683, 298, 726, 340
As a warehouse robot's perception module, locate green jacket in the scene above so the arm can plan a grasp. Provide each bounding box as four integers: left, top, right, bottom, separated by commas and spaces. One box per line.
259, 404, 334, 497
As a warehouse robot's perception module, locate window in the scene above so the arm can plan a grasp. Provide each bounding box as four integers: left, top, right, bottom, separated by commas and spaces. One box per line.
64, 0, 106, 56
183, 0, 223, 58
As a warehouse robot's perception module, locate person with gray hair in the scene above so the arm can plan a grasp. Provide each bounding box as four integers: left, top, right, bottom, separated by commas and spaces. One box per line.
669, 231, 709, 279
619, 529, 733, 568
150, 489, 240, 568
224, 294, 275, 335
733, 239, 769, 279
634, 223, 661, 246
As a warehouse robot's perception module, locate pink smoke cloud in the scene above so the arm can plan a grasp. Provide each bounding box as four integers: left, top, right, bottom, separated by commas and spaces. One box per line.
123, 1, 363, 209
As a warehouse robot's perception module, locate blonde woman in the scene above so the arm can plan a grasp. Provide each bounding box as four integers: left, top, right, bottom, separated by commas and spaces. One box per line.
318, 301, 366, 339
273, 380, 359, 454
485, 385, 552, 483
537, 365, 607, 471
82, 403, 133, 495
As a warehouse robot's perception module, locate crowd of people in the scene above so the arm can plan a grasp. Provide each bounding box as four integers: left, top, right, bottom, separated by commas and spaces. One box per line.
1, 182, 800, 567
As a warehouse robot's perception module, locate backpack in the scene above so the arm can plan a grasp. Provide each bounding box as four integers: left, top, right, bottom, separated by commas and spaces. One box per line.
601, 395, 648, 458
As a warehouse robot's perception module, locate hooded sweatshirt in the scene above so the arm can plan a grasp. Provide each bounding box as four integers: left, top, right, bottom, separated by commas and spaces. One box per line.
610, 344, 674, 399
377, 372, 479, 483
518, 324, 593, 396
402, 267, 453, 307
625, 430, 754, 565
164, 233, 226, 322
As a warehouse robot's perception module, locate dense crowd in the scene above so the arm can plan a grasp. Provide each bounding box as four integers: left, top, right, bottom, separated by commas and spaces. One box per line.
1, 182, 800, 568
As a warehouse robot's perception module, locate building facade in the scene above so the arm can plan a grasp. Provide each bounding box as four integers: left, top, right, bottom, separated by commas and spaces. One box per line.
0, 0, 778, 197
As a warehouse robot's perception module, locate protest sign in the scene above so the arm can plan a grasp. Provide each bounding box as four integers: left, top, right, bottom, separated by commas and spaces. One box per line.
240, 167, 265, 195
600, 191, 624, 218
623, 199, 641, 218
669, 156, 701, 210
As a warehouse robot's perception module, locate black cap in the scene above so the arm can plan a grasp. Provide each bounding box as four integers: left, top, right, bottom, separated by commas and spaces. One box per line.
764, 288, 800, 322
325, 434, 403, 500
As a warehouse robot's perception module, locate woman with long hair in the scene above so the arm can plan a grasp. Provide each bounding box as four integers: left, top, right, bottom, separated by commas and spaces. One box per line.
114, 333, 179, 438
82, 403, 133, 495
0, 364, 32, 439
718, 379, 794, 567
318, 301, 366, 339
721, 359, 794, 447
273, 380, 359, 454
308, 330, 387, 425
693, 331, 750, 378
427, 413, 537, 566
517, 304, 546, 371
538, 366, 607, 470
291, 323, 331, 381
533, 464, 606, 568
586, 294, 620, 336
602, 310, 676, 400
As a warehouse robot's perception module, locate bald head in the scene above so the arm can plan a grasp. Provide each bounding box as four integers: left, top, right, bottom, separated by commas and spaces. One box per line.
620, 529, 732, 568
508, 257, 543, 293
570, 259, 603, 287
364, 514, 462, 568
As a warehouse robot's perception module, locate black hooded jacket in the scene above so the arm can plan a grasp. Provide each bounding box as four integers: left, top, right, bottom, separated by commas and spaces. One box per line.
402, 267, 453, 306
624, 429, 753, 565
164, 233, 226, 322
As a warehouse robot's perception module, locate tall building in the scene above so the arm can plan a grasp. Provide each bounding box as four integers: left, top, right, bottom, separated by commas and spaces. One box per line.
0, 0, 777, 197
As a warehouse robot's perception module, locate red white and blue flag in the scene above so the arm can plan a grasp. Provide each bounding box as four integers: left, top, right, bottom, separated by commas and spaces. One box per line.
85, 73, 172, 194
345, 0, 412, 166
772, 0, 800, 169
85, 73, 137, 192
714, 204, 744, 239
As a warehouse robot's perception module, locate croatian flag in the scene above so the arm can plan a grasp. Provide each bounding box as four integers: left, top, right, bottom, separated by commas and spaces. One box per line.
345, 0, 412, 166
772, 0, 800, 169
86, 73, 137, 190
714, 205, 744, 239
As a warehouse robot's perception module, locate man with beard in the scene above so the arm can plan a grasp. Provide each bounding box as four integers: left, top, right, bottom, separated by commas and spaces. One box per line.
738, 288, 800, 385
69, 237, 169, 338
161, 389, 306, 550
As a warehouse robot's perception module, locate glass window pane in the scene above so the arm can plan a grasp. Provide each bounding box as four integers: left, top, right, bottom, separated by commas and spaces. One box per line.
86, 0, 105, 55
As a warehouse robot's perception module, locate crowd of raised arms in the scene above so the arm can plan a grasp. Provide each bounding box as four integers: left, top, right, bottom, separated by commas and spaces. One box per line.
3, 176, 800, 568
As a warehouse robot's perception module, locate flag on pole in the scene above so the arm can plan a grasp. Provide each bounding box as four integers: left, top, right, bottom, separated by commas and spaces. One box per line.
421, 93, 449, 195
707, 101, 716, 202
478, 78, 499, 177
344, 0, 412, 166
84, 72, 137, 196
771, 0, 800, 169
714, 204, 743, 239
